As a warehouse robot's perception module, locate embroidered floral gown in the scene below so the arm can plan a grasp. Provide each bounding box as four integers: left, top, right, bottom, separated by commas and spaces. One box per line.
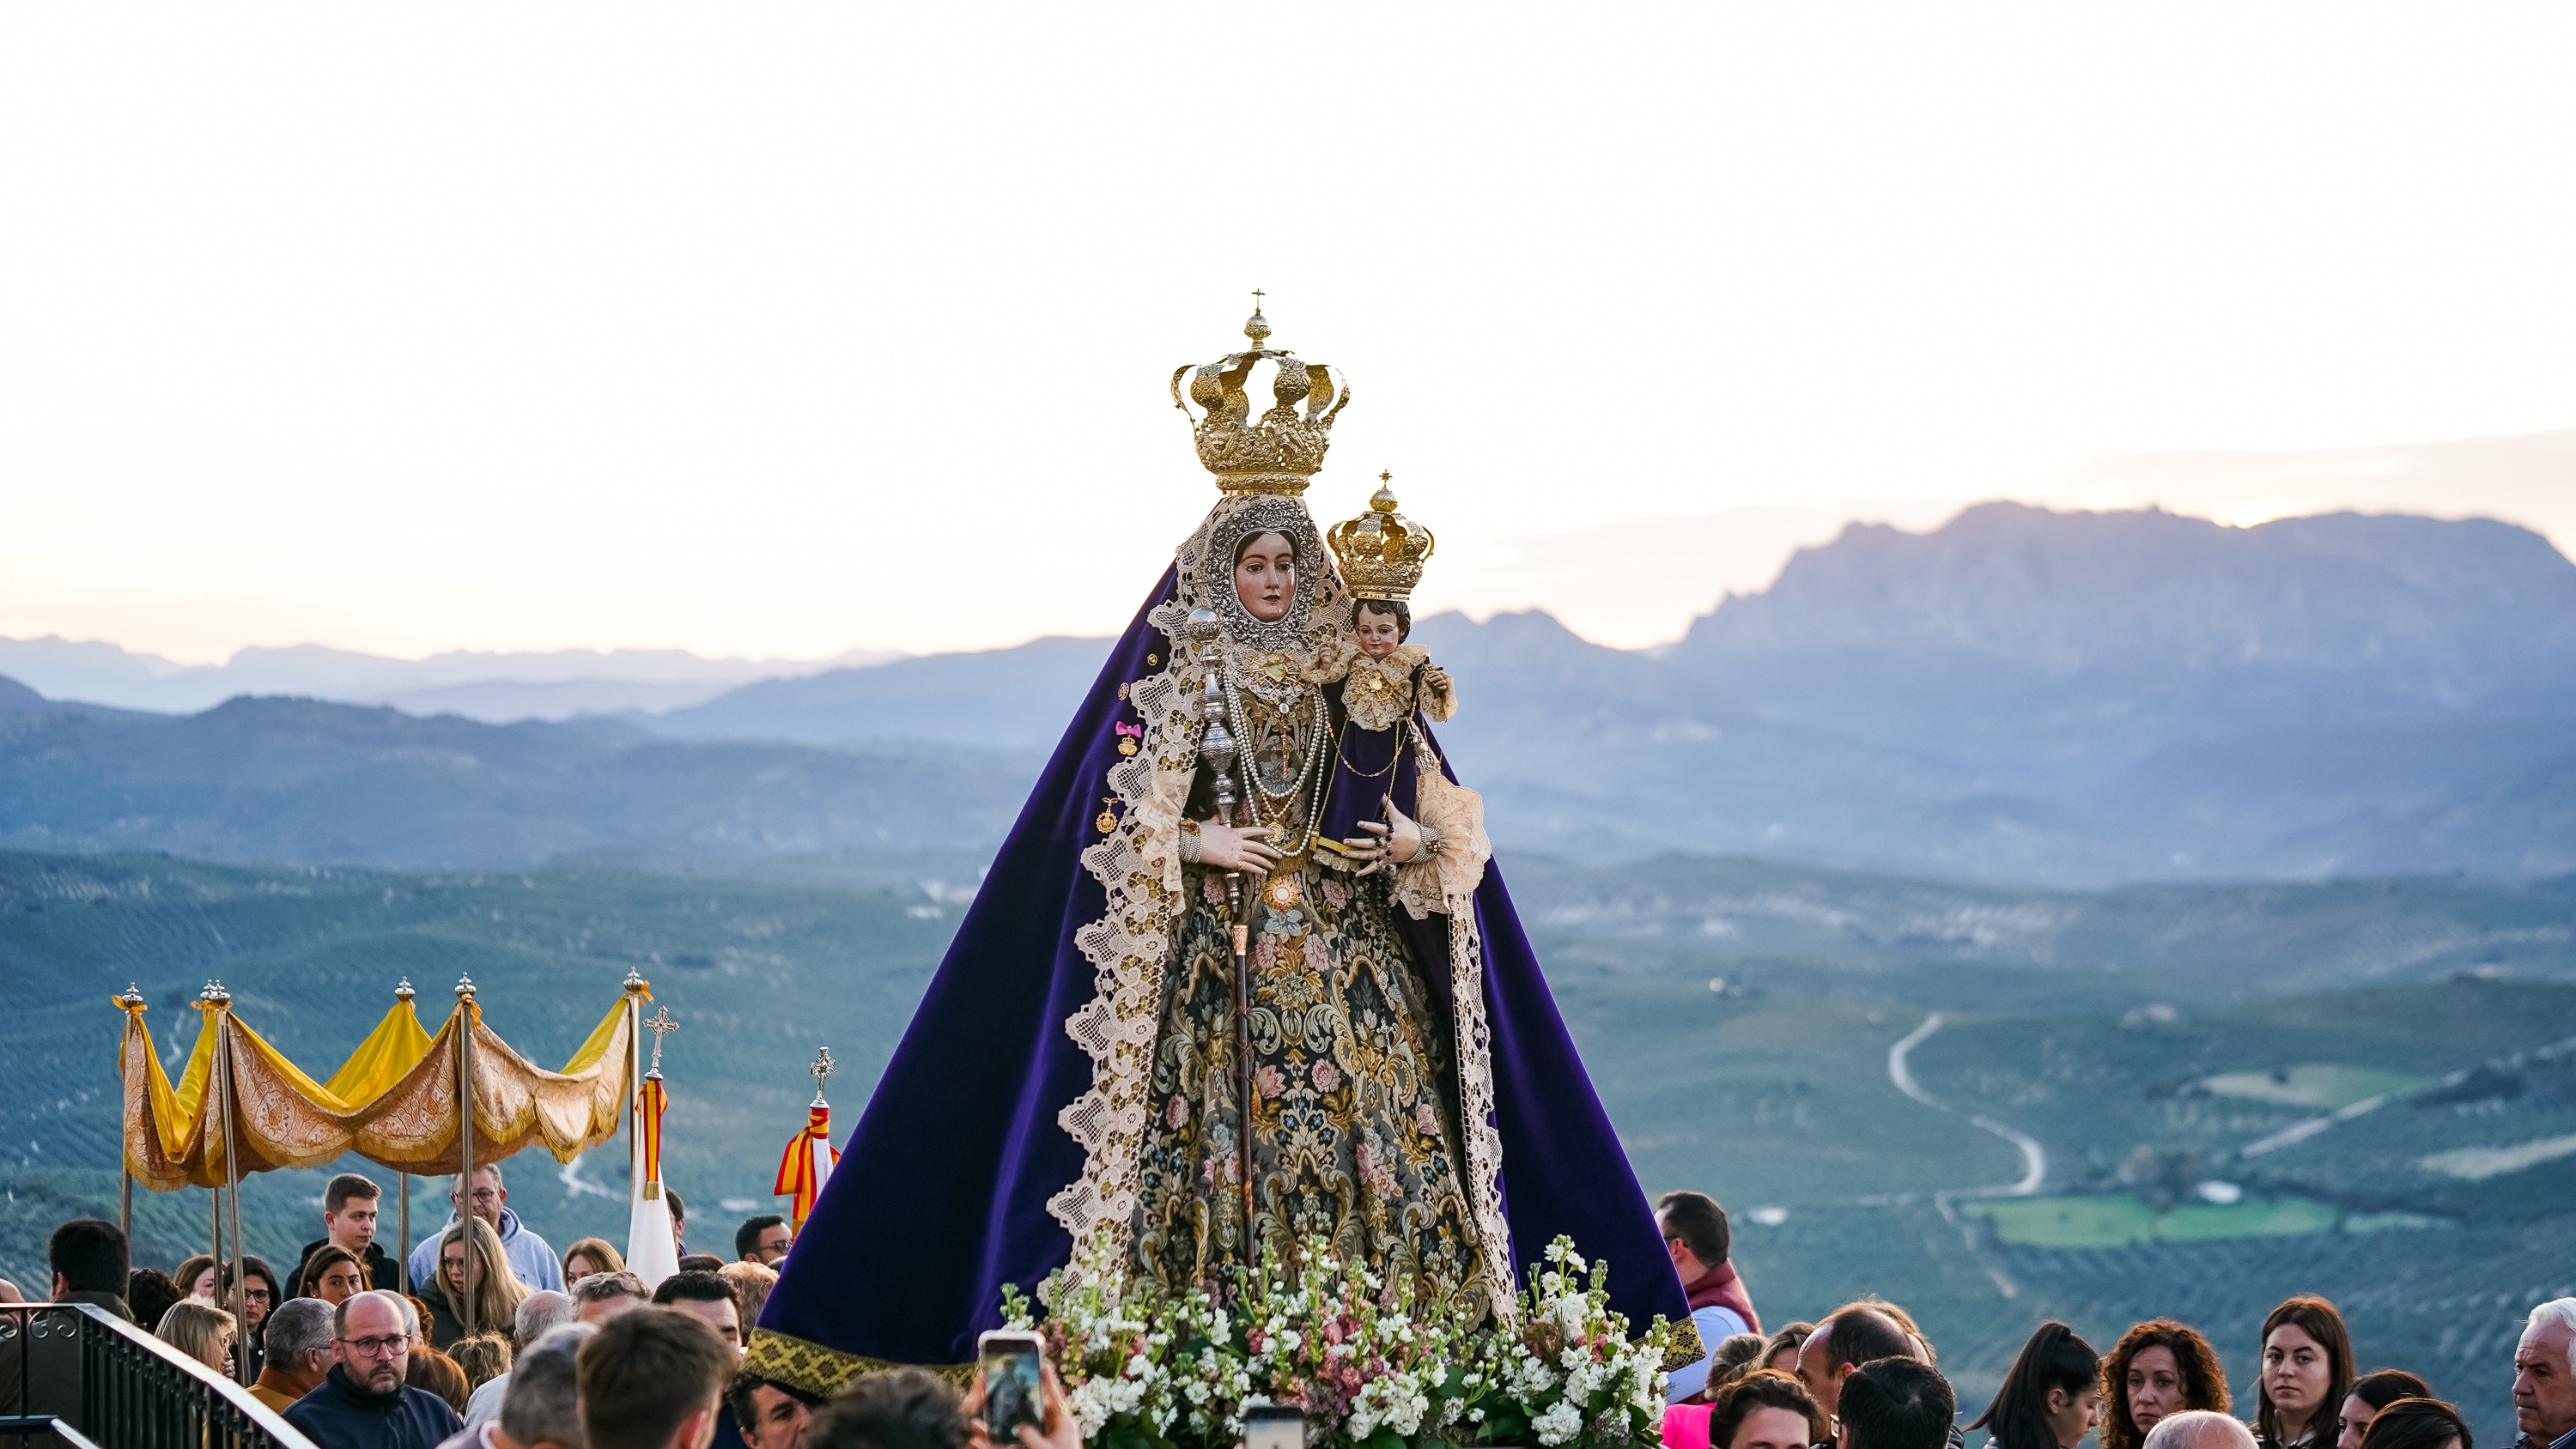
1127, 663, 1492, 1315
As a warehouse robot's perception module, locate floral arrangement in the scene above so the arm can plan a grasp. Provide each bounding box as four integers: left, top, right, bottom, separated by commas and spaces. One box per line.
999, 1234, 1673, 1449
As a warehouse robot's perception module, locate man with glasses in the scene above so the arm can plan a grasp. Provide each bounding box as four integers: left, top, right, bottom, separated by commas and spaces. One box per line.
733, 1216, 790, 1269
404, 1164, 566, 1294
283, 1290, 465, 1449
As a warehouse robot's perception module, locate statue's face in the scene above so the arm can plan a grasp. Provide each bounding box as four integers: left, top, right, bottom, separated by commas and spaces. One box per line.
1354, 605, 1403, 659
1234, 532, 1297, 623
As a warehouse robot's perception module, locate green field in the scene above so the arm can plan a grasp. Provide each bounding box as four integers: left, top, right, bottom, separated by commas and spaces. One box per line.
2202, 1064, 2430, 1109
1966, 1193, 2340, 1247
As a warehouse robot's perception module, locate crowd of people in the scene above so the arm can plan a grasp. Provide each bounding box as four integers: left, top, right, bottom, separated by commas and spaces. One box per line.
5, 1180, 2568, 1449
1649, 1193, 2541, 1449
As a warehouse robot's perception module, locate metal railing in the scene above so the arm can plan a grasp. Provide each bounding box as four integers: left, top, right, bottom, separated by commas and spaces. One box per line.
0, 1303, 318, 1449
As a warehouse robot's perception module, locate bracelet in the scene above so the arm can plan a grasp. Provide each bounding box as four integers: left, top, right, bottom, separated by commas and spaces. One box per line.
1178, 823, 1204, 865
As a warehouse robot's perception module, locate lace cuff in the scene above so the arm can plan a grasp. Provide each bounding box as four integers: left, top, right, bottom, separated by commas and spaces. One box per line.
1392, 762, 1491, 919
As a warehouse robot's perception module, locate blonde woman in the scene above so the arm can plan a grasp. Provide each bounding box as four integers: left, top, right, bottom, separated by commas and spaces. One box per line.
156, 1300, 237, 1376
428, 1218, 528, 1349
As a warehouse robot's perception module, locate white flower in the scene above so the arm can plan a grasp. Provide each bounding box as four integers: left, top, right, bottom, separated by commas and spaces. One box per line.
1554, 1292, 1590, 1334
1534, 1399, 1585, 1446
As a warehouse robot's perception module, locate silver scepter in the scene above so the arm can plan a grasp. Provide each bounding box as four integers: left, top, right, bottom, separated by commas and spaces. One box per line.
1186, 608, 1258, 1244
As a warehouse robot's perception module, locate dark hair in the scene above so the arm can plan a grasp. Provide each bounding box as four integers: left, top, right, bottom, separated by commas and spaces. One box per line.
653, 1270, 740, 1311
2102, 1320, 2233, 1449
2350, 1372, 2433, 1414
1708, 1369, 1827, 1449
128, 1270, 183, 1332
2257, 1296, 2354, 1446
1232, 530, 1297, 567
325, 1173, 381, 1214
408, 1343, 472, 1416
667, 1187, 685, 1222
1656, 1191, 1733, 1267
578, 1307, 736, 1449
238, 1255, 280, 1307
805, 1367, 969, 1449
728, 1373, 823, 1443
1971, 1323, 2100, 1449
2358, 1401, 2470, 1449
51, 1219, 129, 1294
677, 1255, 728, 1275
1352, 597, 1412, 640
1839, 1357, 1957, 1449
296, 1244, 365, 1298
1820, 1307, 1917, 1373
736, 1216, 787, 1260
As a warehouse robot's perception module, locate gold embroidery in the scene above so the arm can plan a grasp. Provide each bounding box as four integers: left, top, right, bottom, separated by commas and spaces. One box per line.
744, 1328, 971, 1397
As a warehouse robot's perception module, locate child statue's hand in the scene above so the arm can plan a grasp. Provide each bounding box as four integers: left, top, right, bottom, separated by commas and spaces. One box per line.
1345, 813, 1424, 876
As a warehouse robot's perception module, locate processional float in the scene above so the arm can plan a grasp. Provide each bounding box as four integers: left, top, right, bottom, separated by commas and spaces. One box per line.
112, 969, 656, 1377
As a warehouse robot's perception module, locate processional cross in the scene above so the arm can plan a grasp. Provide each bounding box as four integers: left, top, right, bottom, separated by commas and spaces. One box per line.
643, 1006, 679, 1073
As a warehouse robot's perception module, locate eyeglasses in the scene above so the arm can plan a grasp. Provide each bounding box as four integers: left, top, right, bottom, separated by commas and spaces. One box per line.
340, 1335, 410, 1357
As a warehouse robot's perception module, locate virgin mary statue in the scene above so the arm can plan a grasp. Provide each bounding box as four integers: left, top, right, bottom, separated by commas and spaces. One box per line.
748, 308, 1692, 1393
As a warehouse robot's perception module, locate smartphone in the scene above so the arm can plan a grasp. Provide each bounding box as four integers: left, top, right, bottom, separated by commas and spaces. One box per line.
1244, 1404, 1307, 1449
976, 1331, 1046, 1446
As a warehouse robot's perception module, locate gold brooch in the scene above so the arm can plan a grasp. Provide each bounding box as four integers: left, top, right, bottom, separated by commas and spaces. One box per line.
1117, 737, 1138, 755
1096, 798, 1119, 834
1264, 876, 1301, 911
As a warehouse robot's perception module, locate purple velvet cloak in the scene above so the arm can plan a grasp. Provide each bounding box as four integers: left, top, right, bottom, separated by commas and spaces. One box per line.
756, 569, 1688, 1369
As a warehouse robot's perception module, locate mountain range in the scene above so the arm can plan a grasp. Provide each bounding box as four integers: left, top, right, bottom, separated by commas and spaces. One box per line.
3, 502, 2570, 886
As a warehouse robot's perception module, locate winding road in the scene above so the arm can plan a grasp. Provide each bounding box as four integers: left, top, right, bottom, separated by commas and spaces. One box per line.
1887, 1012, 2047, 1198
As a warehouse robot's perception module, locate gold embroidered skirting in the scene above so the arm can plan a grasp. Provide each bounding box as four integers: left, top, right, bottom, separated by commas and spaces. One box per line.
744, 1327, 972, 1397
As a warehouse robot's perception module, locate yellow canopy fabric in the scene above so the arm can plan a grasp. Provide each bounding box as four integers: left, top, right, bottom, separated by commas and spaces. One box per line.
120, 989, 639, 1191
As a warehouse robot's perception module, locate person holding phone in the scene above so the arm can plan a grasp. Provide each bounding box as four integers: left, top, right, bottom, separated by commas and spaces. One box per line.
800, 1356, 1082, 1449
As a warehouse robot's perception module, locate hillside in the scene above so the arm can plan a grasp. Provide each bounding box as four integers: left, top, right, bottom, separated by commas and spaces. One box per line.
3, 505, 2570, 886
0, 694, 1037, 869
2, 846, 2570, 1442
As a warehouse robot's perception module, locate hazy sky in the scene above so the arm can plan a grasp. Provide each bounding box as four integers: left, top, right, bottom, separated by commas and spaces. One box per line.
4, 5, 2573, 662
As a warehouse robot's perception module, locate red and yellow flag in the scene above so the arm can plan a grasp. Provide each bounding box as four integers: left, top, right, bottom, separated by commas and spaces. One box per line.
639, 1076, 669, 1189
774, 1103, 839, 1228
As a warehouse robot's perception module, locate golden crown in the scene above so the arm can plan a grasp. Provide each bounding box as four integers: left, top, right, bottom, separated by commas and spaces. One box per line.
1327, 474, 1435, 602
1170, 296, 1352, 496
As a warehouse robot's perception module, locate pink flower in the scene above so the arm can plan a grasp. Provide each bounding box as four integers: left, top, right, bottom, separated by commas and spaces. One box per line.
1256, 1065, 1285, 1100
1321, 878, 1348, 909
1165, 1095, 1188, 1128
1202, 876, 1226, 906
1303, 935, 1331, 973
1416, 1101, 1440, 1136
1255, 936, 1277, 971
1312, 1059, 1341, 1091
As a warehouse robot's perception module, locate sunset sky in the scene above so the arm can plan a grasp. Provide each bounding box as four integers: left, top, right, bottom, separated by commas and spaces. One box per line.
3, 5, 2573, 660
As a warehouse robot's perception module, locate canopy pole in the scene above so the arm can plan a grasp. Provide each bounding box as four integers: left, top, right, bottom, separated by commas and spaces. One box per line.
456, 974, 479, 1343
398, 1174, 411, 1295
220, 997, 247, 1385
118, 1167, 131, 1241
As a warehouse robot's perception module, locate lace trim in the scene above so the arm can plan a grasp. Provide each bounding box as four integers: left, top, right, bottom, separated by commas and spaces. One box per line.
744, 1327, 971, 1397
1392, 728, 1492, 922
1050, 496, 1353, 1271
1446, 909, 1516, 1326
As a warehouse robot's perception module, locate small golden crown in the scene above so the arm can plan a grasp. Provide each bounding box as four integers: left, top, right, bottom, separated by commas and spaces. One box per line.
1170, 294, 1352, 496
1327, 473, 1435, 601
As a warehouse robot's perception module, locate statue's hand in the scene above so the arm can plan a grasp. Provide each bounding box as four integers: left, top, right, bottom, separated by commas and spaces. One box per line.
1345, 812, 1423, 876
1198, 822, 1280, 874
1420, 664, 1451, 694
